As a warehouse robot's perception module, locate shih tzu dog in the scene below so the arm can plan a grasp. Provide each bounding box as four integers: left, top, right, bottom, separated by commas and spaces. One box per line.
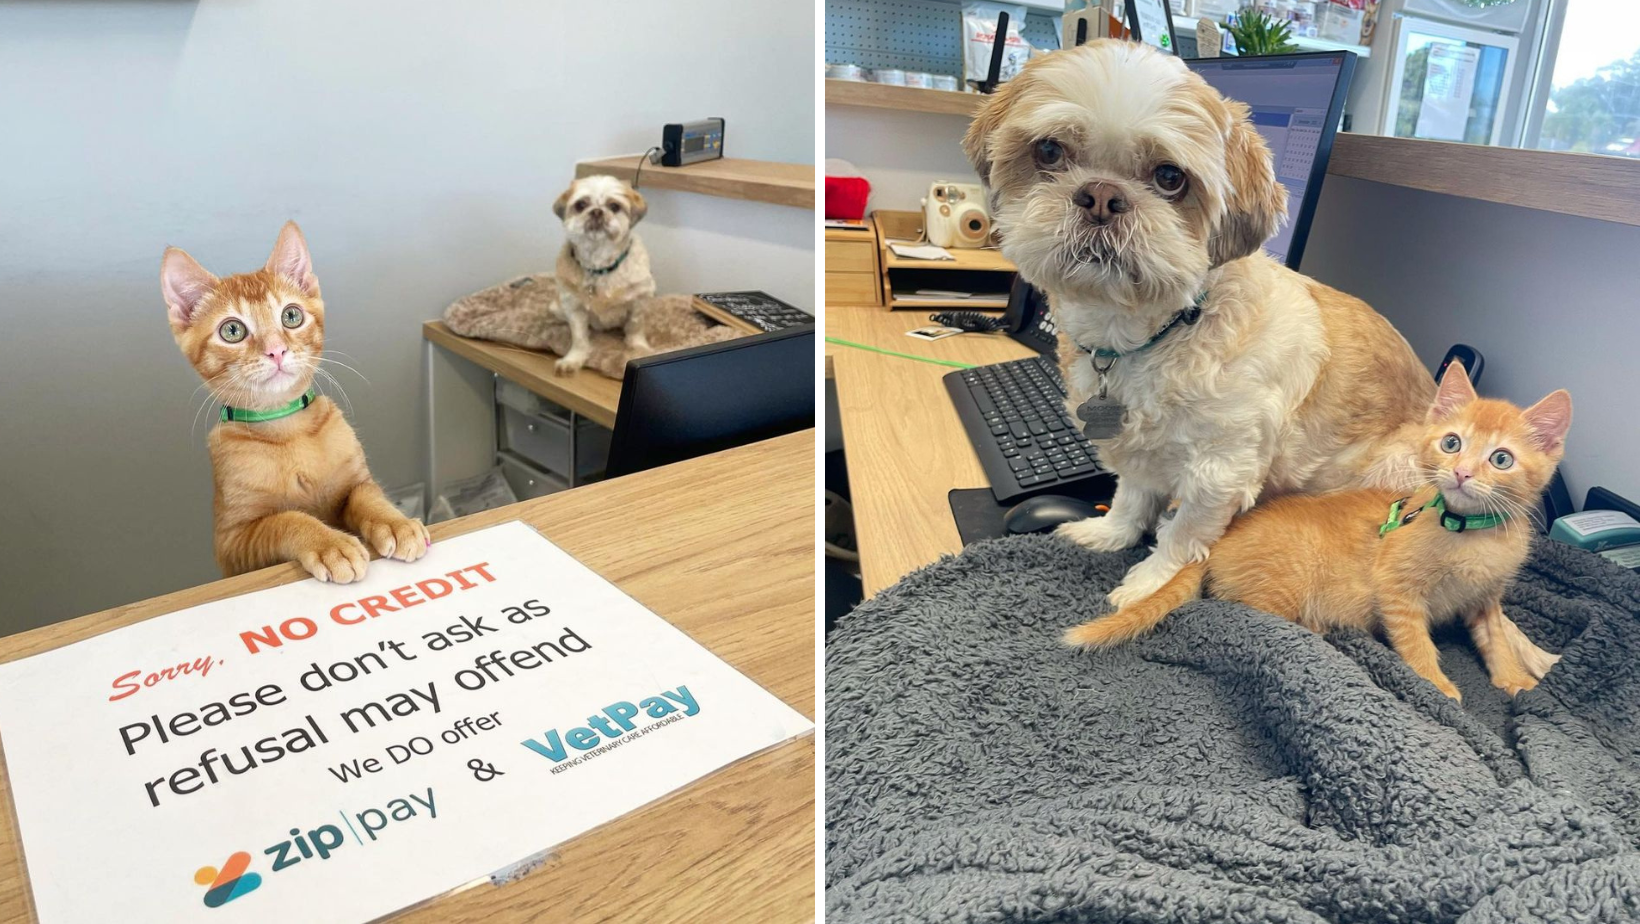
551, 174, 656, 375
964, 40, 1437, 607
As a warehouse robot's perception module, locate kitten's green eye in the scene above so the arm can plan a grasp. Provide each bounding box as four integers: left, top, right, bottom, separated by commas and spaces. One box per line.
281, 304, 304, 328
218, 319, 247, 343
1440, 433, 1462, 453
1490, 449, 1514, 470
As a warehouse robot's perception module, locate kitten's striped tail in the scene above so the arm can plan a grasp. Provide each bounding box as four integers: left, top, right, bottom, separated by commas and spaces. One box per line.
1062, 561, 1206, 648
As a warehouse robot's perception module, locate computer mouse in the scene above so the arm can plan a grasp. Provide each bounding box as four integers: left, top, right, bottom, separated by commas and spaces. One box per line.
1003, 495, 1102, 534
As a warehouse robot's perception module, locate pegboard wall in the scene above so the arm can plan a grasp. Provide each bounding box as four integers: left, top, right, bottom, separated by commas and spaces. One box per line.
826, 0, 1063, 78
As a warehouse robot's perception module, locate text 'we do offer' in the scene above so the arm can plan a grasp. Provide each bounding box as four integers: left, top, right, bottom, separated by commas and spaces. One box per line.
239, 563, 499, 656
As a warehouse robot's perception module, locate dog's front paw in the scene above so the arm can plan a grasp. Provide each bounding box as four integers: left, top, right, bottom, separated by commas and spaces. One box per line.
1108, 556, 1178, 607
625, 333, 653, 355
297, 530, 371, 583
1055, 515, 1140, 552
359, 515, 430, 564
554, 352, 588, 376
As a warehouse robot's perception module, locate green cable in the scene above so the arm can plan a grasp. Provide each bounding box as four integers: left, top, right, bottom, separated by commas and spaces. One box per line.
824, 337, 976, 370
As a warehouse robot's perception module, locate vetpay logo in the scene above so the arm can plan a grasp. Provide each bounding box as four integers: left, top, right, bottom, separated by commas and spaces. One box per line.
194, 851, 262, 908
520, 684, 701, 772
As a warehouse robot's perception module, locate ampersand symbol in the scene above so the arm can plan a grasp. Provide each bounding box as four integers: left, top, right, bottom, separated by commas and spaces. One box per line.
468, 758, 504, 782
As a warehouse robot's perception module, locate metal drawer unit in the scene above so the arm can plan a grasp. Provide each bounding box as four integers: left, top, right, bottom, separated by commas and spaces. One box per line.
495, 450, 569, 500
493, 378, 611, 488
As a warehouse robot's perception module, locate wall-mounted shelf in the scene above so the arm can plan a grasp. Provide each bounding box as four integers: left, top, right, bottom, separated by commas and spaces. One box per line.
575, 155, 814, 210
827, 79, 984, 116
1171, 18, 1371, 58
829, 68, 1640, 227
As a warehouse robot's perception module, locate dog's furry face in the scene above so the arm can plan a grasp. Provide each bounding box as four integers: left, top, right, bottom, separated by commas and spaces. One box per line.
963, 41, 1287, 309
553, 175, 647, 252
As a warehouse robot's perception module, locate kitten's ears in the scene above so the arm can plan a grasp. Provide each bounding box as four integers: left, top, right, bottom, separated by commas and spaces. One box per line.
1427, 361, 1477, 422
160, 247, 219, 331
1523, 390, 1573, 453
266, 221, 320, 297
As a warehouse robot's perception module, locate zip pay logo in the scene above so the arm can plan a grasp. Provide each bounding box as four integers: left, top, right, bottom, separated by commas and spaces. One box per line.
194, 851, 261, 908
192, 789, 437, 908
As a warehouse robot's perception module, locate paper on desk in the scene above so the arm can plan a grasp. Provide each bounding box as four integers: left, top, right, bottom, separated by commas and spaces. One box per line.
0, 521, 812, 924
889, 242, 955, 261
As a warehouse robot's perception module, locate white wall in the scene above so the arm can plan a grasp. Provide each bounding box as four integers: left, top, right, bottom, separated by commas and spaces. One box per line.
1301, 175, 1640, 508
827, 106, 978, 215
0, 0, 814, 634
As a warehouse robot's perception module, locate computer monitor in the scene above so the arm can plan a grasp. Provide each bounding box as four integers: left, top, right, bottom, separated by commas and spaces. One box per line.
1186, 51, 1355, 270
604, 325, 816, 478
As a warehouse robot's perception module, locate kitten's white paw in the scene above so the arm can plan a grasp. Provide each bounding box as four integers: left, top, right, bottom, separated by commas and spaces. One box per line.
554, 352, 588, 376
1523, 647, 1561, 680
1055, 515, 1141, 552
299, 531, 370, 584
1108, 556, 1179, 607
360, 516, 431, 563
625, 334, 653, 355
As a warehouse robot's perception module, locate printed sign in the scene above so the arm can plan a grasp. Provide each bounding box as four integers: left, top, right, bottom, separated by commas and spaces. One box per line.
1415, 42, 1480, 142
0, 521, 812, 923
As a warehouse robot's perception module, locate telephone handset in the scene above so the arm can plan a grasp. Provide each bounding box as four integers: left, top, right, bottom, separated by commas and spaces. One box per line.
1001, 276, 1059, 355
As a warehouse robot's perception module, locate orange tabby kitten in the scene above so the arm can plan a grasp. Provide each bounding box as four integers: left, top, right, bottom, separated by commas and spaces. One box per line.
161, 221, 429, 583
1063, 364, 1571, 701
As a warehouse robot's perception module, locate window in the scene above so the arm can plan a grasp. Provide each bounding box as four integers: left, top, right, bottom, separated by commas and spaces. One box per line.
1527, 2, 1640, 157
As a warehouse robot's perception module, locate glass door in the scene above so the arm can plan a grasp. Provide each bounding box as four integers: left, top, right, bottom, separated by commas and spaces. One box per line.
1383, 16, 1520, 145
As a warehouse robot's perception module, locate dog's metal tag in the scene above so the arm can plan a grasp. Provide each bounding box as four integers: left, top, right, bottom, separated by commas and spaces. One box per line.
1078, 356, 1125, 440
1076, 394, 1126, 440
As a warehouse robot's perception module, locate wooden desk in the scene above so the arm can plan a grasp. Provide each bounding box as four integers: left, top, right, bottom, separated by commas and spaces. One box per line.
424, 321, 622, 429
0, 431, 815, 924
827, 305, 1034, 596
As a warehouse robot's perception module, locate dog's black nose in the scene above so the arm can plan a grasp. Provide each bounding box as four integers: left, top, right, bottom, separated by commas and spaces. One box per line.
588, 207, 605, 220
1072, 181, 1129, 224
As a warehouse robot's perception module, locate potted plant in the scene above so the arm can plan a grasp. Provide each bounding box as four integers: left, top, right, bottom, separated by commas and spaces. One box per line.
1226, 7, 1298, 55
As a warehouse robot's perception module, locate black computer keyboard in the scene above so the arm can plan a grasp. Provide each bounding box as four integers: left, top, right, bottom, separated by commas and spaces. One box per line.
943, 355, 1112, 504
695, 291, 813, 332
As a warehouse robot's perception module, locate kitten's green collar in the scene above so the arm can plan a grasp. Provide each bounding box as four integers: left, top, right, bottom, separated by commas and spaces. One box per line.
1380, 493, 1509, 537
221, 389, 315, 424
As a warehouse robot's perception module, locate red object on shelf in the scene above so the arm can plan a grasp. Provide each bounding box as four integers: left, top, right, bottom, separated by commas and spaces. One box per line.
825, 175, 871, 220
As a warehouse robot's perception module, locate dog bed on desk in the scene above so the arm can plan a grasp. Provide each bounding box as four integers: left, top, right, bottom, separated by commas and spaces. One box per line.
442, 274, 741, 380
825, 535, 1640, 924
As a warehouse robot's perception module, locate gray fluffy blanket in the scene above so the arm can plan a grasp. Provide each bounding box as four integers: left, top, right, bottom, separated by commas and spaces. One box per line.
825, 535, 1640, 923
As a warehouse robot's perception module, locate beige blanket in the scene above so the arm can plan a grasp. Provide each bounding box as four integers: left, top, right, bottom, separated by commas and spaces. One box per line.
442, 274, 741, 380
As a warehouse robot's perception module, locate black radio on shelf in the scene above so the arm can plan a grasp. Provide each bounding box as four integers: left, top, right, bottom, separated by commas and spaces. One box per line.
656, 118, 725, 167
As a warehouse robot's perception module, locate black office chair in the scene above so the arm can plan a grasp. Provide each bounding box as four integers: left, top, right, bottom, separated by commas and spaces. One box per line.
604, 325, 816, 478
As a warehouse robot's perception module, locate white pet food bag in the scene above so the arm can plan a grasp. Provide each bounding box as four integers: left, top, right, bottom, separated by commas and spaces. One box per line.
963, 2, 1034, 89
